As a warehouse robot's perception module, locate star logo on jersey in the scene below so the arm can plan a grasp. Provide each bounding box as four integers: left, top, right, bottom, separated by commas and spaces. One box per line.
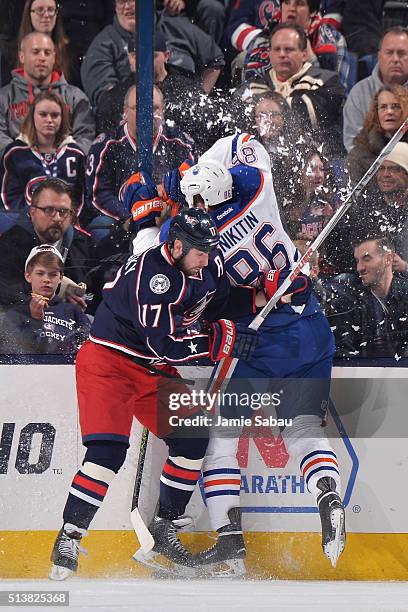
188, 341, 198, 354
149, 274, 170, 294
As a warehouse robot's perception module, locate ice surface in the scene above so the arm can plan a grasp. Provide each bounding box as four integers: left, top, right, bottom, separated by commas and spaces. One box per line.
1, 579, 408, 612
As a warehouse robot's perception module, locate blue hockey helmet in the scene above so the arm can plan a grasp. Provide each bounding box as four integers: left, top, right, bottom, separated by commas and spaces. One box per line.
167, 208, 219, 254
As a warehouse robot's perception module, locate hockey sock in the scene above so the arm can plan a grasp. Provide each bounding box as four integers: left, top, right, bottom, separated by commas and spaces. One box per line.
62, 441, 128, 529
282, 415, 341, 503
63, 462, 115, 529
159, 456, 202, 520
202, 436, 241, 531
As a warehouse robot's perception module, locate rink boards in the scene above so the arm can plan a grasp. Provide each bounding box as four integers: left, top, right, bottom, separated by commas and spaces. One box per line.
1, 363, 408, 580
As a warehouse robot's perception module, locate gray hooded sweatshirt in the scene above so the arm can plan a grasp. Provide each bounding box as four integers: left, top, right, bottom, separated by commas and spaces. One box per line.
0, 68, 95, 156
343, 63, 408, 152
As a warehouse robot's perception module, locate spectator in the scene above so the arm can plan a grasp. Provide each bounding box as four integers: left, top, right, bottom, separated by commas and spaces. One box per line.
0, 177, 93, 310
80, 0, 136, 107
97, 34, 225, 154
59, 0, 114, 88
330, 142, 408, 273
85, 84, 194, 224
247, 91, 306, 203
346, 84, 408, 184
280, 144, 335, 240
343, 26, 408, 152
234, 23, 345, 155
0, 91, 85, 212
17, 0, 71, 82
0, 244, 90, 354
190, 0, 226, 46
96, 34, 170, 134
158, 0, 226, 45
154, 32, 228, 154
0, 32, 95, 156
156, 3, 225, 93
326, 235, 408, 358
226, 0, 351, 91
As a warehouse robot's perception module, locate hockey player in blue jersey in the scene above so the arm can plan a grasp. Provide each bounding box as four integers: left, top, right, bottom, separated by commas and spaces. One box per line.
160, 134, 345, 574
49, 207, 259, 580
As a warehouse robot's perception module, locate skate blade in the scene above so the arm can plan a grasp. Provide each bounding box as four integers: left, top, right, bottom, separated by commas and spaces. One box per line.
49, 563, 74, 581
324, 507, 345, 568
133, 548, 196, 578
197, 558, 247, 579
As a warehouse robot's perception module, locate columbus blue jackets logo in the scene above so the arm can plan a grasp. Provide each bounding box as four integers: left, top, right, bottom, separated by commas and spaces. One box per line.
185, 215, 200, 227
149, 274, 170, 294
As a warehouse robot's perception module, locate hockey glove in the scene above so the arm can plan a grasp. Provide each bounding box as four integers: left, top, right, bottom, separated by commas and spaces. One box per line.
259, 269, 312, 306
120, 171, 163, 228
162, 159, 193, 211
209, 319, 258, 362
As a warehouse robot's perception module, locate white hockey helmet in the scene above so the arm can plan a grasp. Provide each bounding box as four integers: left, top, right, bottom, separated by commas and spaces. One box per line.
180, 159, 233, 208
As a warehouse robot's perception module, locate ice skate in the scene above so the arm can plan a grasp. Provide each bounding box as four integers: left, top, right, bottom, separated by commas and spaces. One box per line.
317, 477, 346, 568
49, 523, 88, 580
133, 515, 197, 578
194, 508, 246, 578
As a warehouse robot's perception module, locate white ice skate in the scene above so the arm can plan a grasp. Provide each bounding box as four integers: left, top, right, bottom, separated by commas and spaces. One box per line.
317, 477, 346, 568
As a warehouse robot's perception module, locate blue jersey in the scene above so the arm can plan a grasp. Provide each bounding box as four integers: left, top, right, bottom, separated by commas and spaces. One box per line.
90, 242, 255, 364
0, 138, 85, 212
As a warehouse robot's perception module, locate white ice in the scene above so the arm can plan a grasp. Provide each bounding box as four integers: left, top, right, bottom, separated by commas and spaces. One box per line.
1, 579, 408, 612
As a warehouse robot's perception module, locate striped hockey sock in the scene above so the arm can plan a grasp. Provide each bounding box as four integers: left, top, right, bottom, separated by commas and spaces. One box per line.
63, 462, 115, 529
159, 456, 202, 519
300, 449, 340, 501
202, 468, 241, 531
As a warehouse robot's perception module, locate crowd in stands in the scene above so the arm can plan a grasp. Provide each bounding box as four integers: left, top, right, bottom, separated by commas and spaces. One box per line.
0, 0, 407, 360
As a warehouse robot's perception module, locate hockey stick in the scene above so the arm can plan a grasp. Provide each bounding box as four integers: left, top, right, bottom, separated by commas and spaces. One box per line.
208, 117, 408, 392
130, 426, 155, 554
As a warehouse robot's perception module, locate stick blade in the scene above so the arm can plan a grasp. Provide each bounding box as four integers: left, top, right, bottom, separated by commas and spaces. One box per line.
131, 507, 155, 553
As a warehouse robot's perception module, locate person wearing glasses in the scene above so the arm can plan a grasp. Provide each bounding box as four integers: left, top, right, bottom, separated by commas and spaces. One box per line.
346, 84, 408, 185
84, 84, 194, 231
0, 31, 95, 156
343, 27, 408, 152
0, 91, 85, 213
248, 91, 306, 207
0, 243, 90, 354
17, 0, 71, 82
0, 177, 94, 310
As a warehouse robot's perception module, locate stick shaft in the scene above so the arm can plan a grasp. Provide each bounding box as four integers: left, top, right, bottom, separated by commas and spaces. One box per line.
131, 426, 149, 511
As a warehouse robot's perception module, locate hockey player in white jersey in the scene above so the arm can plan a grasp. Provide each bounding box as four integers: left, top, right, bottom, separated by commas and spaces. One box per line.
166, 133, 346, 575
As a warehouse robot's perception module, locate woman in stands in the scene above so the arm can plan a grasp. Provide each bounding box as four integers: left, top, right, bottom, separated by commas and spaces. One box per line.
0, 91, 85, 212
281, 143, 335, 242
17, 0, 70, 80
249, 91, 305, 206
347, 85, 408, 184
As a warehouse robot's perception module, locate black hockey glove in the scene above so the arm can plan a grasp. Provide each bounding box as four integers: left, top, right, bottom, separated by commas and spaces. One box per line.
209, 319, 258, 362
